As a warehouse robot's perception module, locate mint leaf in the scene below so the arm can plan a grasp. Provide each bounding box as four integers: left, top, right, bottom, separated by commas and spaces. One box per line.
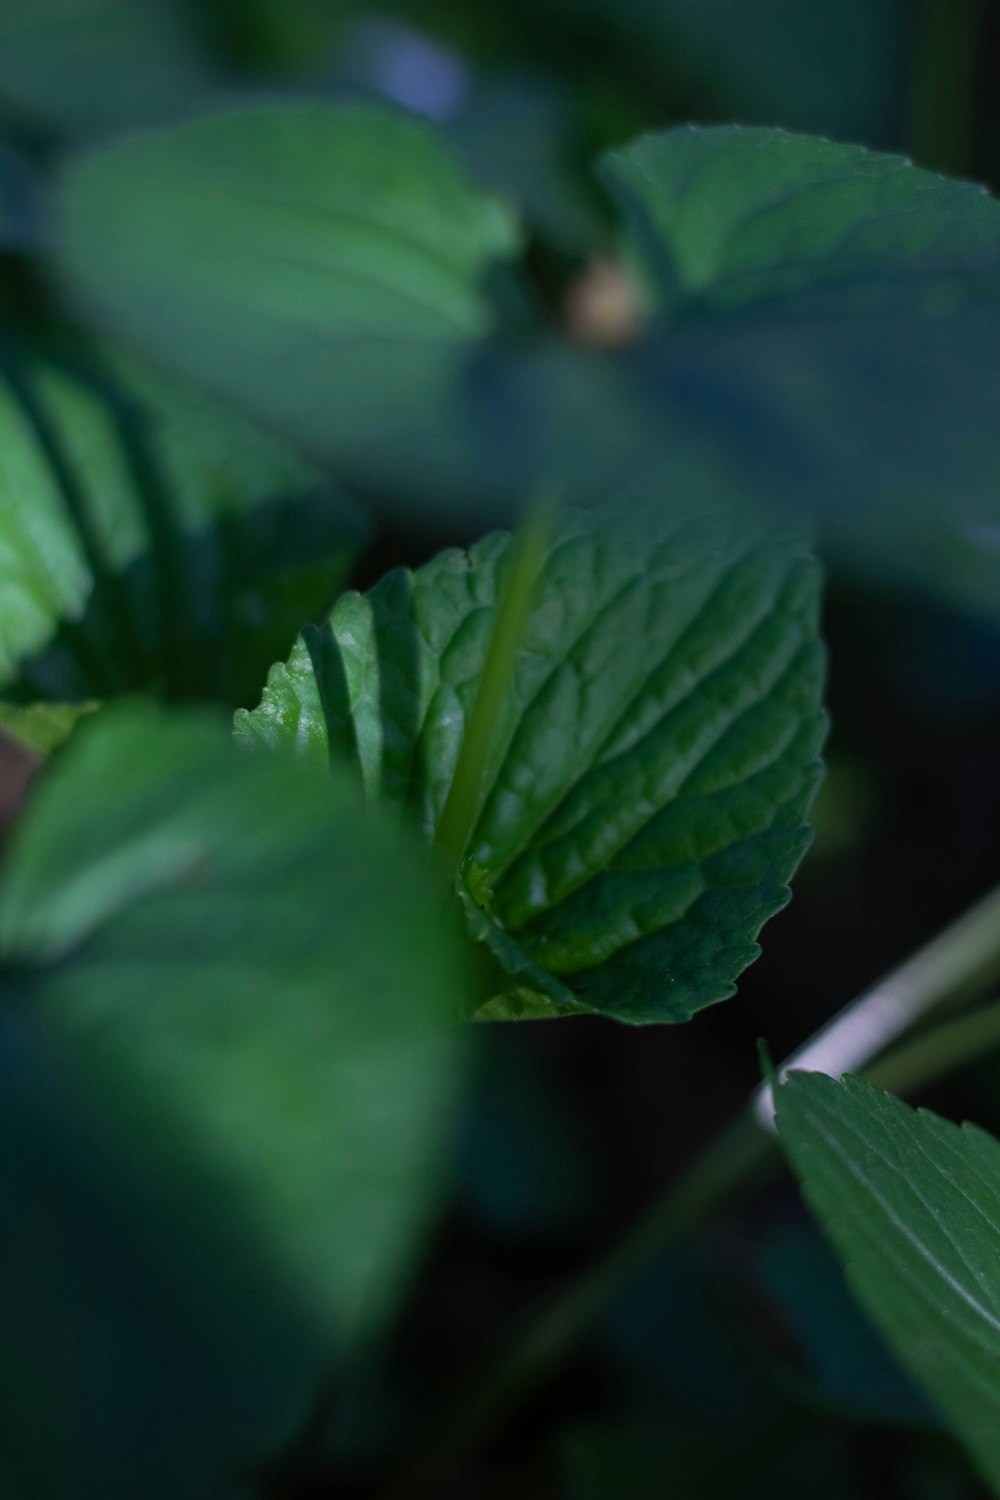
56, 101, 522, 515
239, 503, 826, 1023
0, 703, 466, 1498
0, 341, 366, 712
602, 126, 1000, 320
777, 1072, 1000, 1494
600, 126, 1000, 618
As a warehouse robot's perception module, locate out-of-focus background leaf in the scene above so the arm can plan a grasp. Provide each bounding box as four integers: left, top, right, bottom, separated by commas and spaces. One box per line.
0, 331, 366, 732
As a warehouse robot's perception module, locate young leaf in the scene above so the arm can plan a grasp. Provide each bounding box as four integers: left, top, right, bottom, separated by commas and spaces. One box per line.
0, 703, 467, 1499
776, 1072, 1000, 1494
238, 502, 826, 1024
56, 101, 522, 516
0, 337, 366, 713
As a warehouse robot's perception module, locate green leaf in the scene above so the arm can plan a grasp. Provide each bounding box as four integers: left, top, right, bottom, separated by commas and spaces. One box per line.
238, 502, 826, 1023
0, 700, 97, 754
776, 1072, 1000, 1494
600, 126, 1000, 618
0, 702, 466, 1498
0, 335, 366, 709
601, 126, 1000, 320
56, 101, 522, 515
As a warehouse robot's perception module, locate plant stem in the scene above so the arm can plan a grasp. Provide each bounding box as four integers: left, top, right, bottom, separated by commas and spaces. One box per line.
433, 492, 558, 877
753, 881, 1000, 1125
381, 881, 1000, 1498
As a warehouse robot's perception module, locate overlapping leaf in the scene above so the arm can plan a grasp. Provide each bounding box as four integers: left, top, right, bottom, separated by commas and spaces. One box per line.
238, 502, 826, 1023
0, 703, 466, 1498
777, 1073, 1000, 1494
55, 106, 1000, 618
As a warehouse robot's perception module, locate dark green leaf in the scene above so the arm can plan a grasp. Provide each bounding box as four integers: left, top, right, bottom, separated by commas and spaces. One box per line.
0, 337, 366, 713
777, 1072, 1000, 1494
238, 502, 825, 1023
0, 703, 466, 1498
601, 126, 1000, 618
601, 127, 1000, 321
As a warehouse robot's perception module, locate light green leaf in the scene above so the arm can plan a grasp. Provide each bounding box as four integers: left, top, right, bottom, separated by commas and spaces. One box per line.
777, 1072, 1000, 1494
238, 502, 826, 1023
56, 101, 522, 514
0, 336, 366, 708
0, 703, 466, 1498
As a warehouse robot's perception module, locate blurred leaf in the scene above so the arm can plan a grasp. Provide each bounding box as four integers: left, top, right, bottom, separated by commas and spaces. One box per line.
777, 1073, 1000, 1494
0, 703, 467, 1498
56, 100, 525, 515
0, 335, 366, 709
0, 0, 221, 140
238, 501, 825, 1023
55, 105, 1000, 624
0, 700, 97, 755
602, 127, 1000, 319
601, 126, 1000, 618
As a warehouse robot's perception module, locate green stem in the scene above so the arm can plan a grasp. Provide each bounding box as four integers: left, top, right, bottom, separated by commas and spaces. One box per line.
380, 882, 1000, 1499
753, 881, 1000, 1125
433, 492, 558, 877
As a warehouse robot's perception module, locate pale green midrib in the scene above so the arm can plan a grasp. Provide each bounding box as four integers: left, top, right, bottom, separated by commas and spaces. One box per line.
433, 495, 556, 874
